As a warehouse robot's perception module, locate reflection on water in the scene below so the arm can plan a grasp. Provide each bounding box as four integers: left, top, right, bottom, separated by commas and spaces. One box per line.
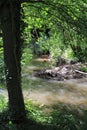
22, 64, 87, 112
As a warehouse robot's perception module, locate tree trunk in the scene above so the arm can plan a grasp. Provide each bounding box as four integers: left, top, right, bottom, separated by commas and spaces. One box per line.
1, 1, 26, 123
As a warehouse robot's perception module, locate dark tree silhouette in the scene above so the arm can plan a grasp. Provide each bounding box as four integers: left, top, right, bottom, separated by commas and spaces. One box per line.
1, 1, 26, 123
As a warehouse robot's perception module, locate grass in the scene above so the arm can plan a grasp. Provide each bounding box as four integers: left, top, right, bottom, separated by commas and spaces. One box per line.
0, 96, 86, 130
25, 100, 84, 130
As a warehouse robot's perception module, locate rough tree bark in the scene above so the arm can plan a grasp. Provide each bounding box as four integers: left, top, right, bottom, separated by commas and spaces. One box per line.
1, 1, 26, 123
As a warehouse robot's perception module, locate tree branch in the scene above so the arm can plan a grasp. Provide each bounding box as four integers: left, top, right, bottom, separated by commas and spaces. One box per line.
75, 70, 87, 75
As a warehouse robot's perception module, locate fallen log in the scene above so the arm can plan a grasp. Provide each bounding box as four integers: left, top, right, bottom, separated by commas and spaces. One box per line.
75, 70, 87, 75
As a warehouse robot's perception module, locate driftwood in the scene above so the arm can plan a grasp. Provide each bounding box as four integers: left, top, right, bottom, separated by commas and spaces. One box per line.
75, 70, 87, 75
34, 62, 87, 81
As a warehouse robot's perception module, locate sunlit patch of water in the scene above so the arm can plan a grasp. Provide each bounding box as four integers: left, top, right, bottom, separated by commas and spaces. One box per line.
23, 78, 87, 113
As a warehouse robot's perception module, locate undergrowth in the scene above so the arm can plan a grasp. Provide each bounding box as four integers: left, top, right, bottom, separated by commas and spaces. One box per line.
25, 100, 82, 130
0, 98, 86, 130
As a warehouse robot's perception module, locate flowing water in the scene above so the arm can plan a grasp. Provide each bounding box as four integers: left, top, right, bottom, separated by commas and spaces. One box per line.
22, 59, 87, 114
1, 58, 87, 114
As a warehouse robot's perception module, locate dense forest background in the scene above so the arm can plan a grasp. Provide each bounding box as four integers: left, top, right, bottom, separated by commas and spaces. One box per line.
0, 0, 87, 130
1, 0, 87, 82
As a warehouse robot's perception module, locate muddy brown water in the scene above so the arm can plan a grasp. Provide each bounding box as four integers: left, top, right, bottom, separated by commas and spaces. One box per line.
22, 64, 87, 114
1, 59, 87, 115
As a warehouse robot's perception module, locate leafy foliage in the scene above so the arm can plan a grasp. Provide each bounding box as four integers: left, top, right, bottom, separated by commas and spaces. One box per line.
25, 100, 81, 130
0, 95, 7, 112
0, 38, 5, 83
1, 0, 87, 129
80, 65, 87, 72
21, 0, 87, 62
0, 98, 85, 130
21, 47, 33, 65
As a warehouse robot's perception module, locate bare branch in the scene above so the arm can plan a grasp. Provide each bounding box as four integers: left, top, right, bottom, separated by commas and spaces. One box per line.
75, 70, 87, 75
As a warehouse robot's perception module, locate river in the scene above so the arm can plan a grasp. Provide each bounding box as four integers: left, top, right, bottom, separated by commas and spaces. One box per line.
22, 59, 87, 114
0, 58, 87, 114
